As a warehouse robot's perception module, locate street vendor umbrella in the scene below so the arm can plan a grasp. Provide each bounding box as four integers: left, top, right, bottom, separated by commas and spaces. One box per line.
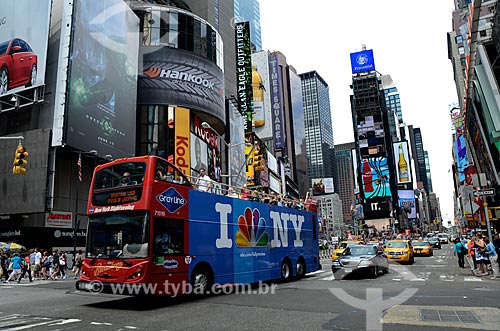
0, 242, 7, 250
1, 242, 25, 252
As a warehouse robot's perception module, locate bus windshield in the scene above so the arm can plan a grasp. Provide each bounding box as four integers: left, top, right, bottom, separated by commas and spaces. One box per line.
93, 162, 146, 190
87, 212, 149, 259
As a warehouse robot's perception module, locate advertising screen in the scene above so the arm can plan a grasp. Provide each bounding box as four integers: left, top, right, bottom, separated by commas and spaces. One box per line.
312, 178, 334, 195
251, 50, 272, 139
228, 101, 247, 188
65, 0, 139, 158
235, 21, 253, 134
393, 141, 412, 184
398, 190, 417, 219
0, 0, 51, 97
350, 49, 375, 74
360, 157, 391, 199
269, 53, 285, 148
357, 113, 386, 158
139, 47, 225, 123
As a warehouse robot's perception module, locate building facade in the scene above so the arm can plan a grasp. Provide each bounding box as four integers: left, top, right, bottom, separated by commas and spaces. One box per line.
299, 70, 337, 192
234, 0, 262, 51
335, 142, 356, 223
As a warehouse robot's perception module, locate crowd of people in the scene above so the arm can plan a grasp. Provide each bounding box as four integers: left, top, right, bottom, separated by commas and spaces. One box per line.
0, 249, 84, 283
453, 232, 500, 278
193, 166, 308, 210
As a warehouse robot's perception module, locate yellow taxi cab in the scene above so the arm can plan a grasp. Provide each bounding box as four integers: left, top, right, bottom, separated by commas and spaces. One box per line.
332, 240, 365, 260
412, 240, 433, 257
384, 239, 414, 264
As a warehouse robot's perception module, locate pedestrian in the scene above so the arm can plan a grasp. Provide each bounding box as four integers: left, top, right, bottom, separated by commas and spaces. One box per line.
484, 237, 499, 278
453, 238, 466, 268
5, 253, 22, 283
73, 250, 83, 279
17, 254, 33, 283
465, 236, 478, 274
50, 252, 60, 280
475, 234, 489, 276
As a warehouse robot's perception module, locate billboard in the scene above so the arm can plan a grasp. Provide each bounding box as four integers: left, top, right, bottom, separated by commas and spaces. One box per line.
350, 49, 375, 74
398, 190, 417, 219
66, 0, 139, 159
235, 21, 253, 135
269, 53, 285, 149
312, 178, 334, 195
393, 141, 412, 184
174, 107, 190, 177
228, 101, 247, 188
139, 47, 225, 123
360, 157, 391, 199
251, 50, 272, 139
357, 113, 386, 158
0, 0, 51, 97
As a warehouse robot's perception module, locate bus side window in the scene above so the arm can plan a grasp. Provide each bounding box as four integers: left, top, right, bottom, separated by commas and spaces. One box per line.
153, 218, 184, 257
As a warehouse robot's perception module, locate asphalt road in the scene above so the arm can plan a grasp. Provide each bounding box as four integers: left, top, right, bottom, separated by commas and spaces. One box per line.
0, 243, 499, 331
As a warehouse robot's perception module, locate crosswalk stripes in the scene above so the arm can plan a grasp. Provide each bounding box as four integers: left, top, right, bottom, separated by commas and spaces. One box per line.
0, 313, 81, 330
306, 269, 485, 282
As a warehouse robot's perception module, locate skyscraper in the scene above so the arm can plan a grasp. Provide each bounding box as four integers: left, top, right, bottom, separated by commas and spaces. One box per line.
408, 126, 431, 193
335, 142, 356, 223
234, 0, 262, 51
299, 70, 337, 192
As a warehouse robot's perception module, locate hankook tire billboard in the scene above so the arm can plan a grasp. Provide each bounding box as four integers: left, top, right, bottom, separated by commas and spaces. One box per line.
139, 47, 225, 124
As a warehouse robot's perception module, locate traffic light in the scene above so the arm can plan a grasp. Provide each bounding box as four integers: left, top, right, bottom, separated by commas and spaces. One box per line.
252, 150, 263, 171
13, 144, 28, 175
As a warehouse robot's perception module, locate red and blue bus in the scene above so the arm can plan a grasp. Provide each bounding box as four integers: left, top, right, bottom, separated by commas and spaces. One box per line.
76, 156, 320, 295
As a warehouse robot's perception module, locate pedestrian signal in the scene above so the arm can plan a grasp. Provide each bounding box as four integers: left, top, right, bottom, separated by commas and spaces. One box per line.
13, 145, 28, 175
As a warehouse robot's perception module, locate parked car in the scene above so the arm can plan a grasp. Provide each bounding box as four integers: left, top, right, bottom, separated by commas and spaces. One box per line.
412, 240, 433, 256
0, 38, 37, 95
331, 244, 389, 279
426, 237, 441, 249
384, 239, 414, 264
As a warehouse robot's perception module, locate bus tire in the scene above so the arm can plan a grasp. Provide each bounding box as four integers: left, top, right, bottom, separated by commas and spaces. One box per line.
296, 258, 306, 279
191, 264, 213, 295
281, 258, 292, 281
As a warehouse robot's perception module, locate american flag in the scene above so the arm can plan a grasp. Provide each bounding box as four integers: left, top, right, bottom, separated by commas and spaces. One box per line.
77, 152, 82, 182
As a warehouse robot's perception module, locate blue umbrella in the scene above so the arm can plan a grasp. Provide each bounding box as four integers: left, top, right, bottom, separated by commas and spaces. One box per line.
2, 242, 25, 252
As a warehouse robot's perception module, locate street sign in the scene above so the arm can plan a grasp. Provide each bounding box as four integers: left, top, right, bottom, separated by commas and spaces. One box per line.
473, 188, 495, 197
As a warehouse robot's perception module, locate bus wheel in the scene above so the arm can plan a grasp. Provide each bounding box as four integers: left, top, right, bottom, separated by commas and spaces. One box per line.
191, 266, 213, 294
296, 258, 306, 279
281, 259, 292, 281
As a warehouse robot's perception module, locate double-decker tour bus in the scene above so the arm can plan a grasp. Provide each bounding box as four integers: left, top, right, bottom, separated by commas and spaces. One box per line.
76, 156, 320, 296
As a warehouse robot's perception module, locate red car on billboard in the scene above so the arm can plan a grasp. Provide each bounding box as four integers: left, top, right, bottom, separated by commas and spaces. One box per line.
0, 38, 37, 95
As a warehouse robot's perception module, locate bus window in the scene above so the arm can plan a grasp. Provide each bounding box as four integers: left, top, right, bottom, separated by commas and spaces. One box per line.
155, 159, 190, 185
153, 218, 184, 258
94, 162, 146, 190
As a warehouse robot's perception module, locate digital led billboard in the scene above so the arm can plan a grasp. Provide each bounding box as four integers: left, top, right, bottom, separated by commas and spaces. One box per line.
393, 141, 412, 184
251, 50, 272, 139
350, 49, 375, 74
357, 113, 386, 158
398, 190, 417, 219
360, 157, 391, 199
312, 178, 334, 195
65, 0, 139, 158
0, 0, 51, 97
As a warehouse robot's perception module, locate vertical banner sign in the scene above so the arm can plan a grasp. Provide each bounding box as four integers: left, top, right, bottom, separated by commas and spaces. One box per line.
393, 141, 411, 184
234, 21, 253, 135
269, 54, 285, 149
175, 107, 190, 176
